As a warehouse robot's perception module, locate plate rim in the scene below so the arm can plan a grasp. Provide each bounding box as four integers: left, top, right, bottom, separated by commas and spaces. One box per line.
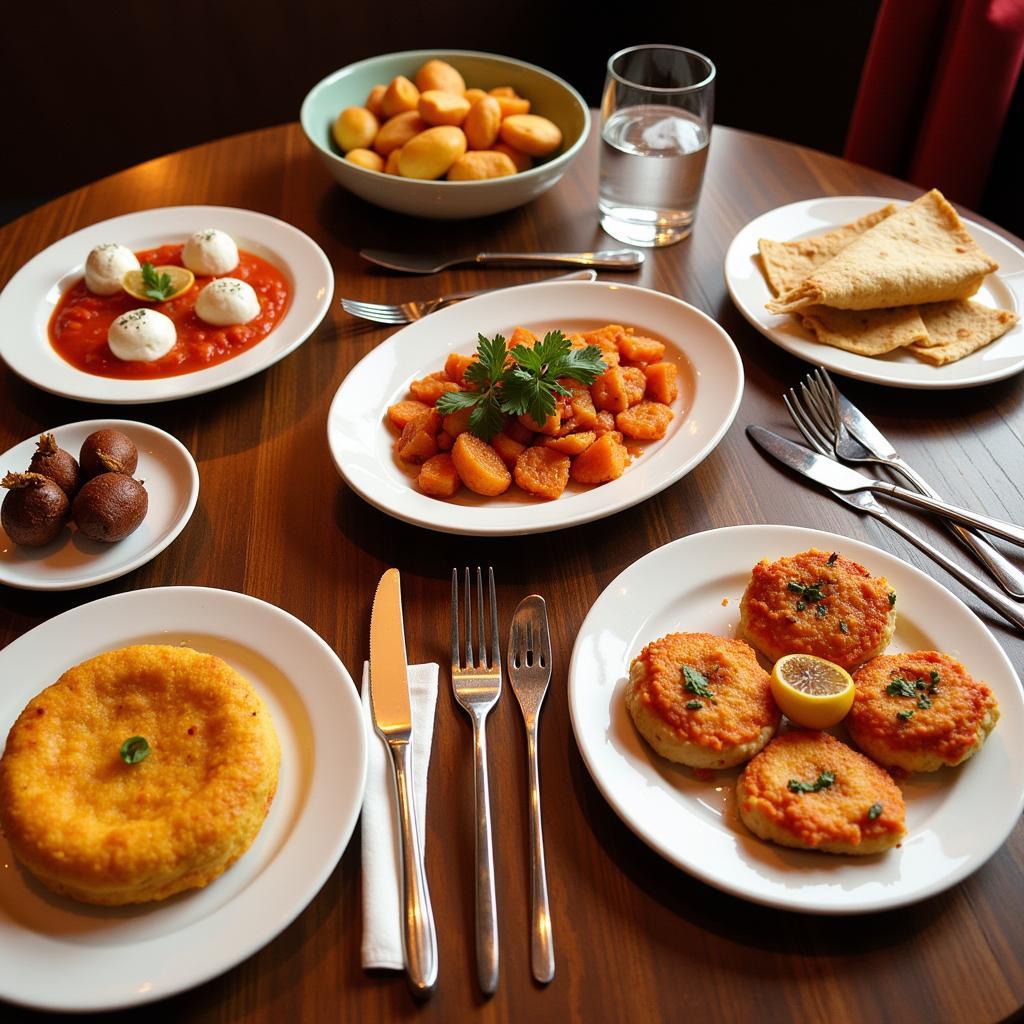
0, 205, 334, 404
567, 522, 1024, 914
327, 279, 744, 536
724, 194, 1024, 390
0, 585, 367, 1012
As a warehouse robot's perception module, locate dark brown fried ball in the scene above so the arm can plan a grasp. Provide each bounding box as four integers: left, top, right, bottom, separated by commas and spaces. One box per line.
1, 471, 70, 546
80, 429, 139, 479
72, 473, 148, 543
28, 433, 82, 498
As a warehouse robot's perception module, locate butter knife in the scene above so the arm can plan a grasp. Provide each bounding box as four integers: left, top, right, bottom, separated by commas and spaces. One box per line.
369, 568, 438, 997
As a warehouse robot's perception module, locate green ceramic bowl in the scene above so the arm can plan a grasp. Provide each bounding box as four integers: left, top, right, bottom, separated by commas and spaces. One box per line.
300, 50, 590, 220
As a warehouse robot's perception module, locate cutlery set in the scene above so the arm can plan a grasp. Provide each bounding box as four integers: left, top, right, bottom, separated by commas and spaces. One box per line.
370, 565, 554, 997
750, 368, 1024, 633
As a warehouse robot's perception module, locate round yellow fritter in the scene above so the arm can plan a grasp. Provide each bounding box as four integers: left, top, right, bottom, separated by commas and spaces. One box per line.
625, 632, 780, 769
740, 548, 896, 670
847, 650, 999, 772
0, 645, 280, 905
737, 730, 906, 855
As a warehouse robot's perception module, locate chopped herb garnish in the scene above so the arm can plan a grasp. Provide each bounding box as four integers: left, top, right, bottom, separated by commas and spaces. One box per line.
915, 679, 925, 690
916, 692, 932, 710
839, 620, 849, 634
140, 262, 174, 302
787, 581, 805, 594
930, 670, 940, 685
682, 664, 716, 703
788, 770, 836, 793
888, 592, 897, 607
815, 603, 827, 618
436, 330, 606, 441
796, 600, 807, 612
867, 802, 883, 820
886, 677, 917, 698
119, 736, 150, 764
896, 709, 914, 721
685, 700, 703, 711
827, 552, 838, 566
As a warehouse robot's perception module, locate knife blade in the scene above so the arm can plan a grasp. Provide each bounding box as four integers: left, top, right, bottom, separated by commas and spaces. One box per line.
747, 426, 1024, 547
369, 568, 438, 997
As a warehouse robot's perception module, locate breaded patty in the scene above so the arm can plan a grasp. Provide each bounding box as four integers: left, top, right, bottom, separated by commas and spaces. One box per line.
0, 645, 280, 905
737, 730, 906, 854
625, 632, 780, 769
846, 651, 999, 772
740, 548, 896, 670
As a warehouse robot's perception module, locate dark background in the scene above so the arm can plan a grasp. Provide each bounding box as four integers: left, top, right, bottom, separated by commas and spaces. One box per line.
0, 1, 1020, 233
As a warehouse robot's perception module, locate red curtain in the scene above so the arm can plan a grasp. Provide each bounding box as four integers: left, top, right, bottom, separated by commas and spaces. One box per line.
845, 0, 1024, 208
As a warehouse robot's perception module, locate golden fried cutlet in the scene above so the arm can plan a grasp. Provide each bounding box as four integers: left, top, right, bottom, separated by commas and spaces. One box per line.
625, 632, 780, 769
0, 645, 281, 905
737, 730, 906, 854
847, 650, 999, 772
740, 548, 896, 670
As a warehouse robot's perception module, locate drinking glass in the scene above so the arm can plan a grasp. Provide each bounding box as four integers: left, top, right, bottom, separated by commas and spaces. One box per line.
598, 44, 716, 247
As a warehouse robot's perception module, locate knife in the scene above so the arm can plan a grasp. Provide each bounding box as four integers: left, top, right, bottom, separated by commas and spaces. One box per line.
369, 568, 438, 997
747, 427, 1024, 548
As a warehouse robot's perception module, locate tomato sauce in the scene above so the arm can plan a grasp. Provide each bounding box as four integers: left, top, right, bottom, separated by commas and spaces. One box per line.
48, 244, 290, 379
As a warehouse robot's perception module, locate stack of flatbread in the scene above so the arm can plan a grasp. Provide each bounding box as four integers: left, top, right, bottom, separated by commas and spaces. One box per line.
758, 189, 1018, 365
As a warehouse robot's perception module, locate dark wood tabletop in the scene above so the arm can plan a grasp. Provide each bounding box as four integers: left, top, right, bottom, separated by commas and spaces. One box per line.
1, 122, 1022, 1024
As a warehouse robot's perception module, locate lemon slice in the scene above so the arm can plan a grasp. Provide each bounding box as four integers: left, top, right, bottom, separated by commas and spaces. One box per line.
122, 265, 195, 302
770, 654, 855, 729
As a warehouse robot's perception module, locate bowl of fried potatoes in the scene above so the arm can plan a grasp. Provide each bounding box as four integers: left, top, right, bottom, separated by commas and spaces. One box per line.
300, 50, 590, 219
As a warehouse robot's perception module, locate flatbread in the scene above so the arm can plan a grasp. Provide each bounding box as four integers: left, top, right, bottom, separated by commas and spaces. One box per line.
908, 301, 1019, 365
799, 305, 929, 356
767, 189, 998, 313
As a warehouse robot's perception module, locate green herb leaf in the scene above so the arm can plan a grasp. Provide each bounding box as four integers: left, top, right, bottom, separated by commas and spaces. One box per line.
916, 692, 932, 710
896, 709, 914, 721
120, 736, 150, 765
889, 591, 897, 607
788, 581, 806, 594
788, 770, 836, 794
839, 620, 849, 634
867, 802, 883, 820
827, 552, 838, 566
886, 677, 917, 698
682, 665, 715, 702
815, 603, 827, 618
685, 700, 703, 711
141, 262, 174, 301
436, 333, 509, 441
795, 600, 807, 612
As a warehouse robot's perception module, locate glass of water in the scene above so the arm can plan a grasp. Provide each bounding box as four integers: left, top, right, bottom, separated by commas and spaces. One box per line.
599, 44, 716, 247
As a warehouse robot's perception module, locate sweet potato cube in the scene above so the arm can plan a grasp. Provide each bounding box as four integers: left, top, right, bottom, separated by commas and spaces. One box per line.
514, 446, 571, 500
591, 366, 629, 413
616, 333, 665, 363
417, 454, 461, 498
616, 401, 674, 441
451, 433, 512, 495
436, 430, 453, 451
644, 361, 678, 404
409, 375, 462, 404
543, 431, 596, 456
569, 388, 599, 429
491, 432, 526, 468
621, 366, 646, 407
519, 410, 561, 435
444, 351, 477, 385
508, 326, 537, 349
387, 399, 432, 430
569, 433, 627, 484
594, 410, 617, 434
442, 406, 473, 438
397, 408, 442, 463
504, 418, 535, 446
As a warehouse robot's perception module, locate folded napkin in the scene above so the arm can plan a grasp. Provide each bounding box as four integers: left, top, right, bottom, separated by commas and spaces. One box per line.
360, 662, 438, 970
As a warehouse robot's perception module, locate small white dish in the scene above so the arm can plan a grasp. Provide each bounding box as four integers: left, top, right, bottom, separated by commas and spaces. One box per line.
568, 524, 1024, 913
724, 195, 1024, 389
327, 280, 743, 536
0, 420, 199, 591
0, 586, 367, 1013
0, 206, 334, 404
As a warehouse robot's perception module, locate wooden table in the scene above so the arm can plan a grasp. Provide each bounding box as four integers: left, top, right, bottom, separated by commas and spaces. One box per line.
1, 123, 1022, 1024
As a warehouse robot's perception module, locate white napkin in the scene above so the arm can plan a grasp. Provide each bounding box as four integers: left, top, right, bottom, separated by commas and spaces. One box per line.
360, 661, 439, 970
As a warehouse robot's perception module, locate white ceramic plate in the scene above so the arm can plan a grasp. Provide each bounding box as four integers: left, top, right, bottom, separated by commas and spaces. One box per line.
0, 206, 334, 403
568, 524, 1024, 914
0, 587, 367, 1013
0, 420, 199, 591
327, 280, 743, 535
724, 196, 1024, 389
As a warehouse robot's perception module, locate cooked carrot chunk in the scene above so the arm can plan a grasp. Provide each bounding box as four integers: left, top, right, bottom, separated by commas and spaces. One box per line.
409, 375, 462, 404
621, 366, 646, 406
442, 406, 472, 438
504, 418, 535, 446
644, 361, 678, 404
569, 433, 627, 484
591, 366, 629, 413
508, 326, 537, 349
569, 388, 599, 429
594, 410, 617, 434
616, 401, 674, 440
514, 446, 571, 499
417, 454, 461, 497
444, 351, 477, 385
436, 430, 454, 451
543, 431, 596, 456
519, 410, 562, 435
451, 433, 512, 495
387, 399, 432, 430
397, 408, 442, 463
491, 432, 526, 468
616, 332, 665, 363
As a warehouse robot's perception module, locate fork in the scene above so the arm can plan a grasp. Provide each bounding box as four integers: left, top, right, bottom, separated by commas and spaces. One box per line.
783, 394, 1024, 632
507, 595, 555, 984
451, 566, 501, 996
341, 269, 597, 324
796, 368, 1024, 599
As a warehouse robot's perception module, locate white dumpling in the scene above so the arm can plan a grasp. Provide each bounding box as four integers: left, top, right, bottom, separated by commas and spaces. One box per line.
195, 278, 260, 326
107, 308, 177, 362
182, 229, 239, 276
85, 243, 140, 296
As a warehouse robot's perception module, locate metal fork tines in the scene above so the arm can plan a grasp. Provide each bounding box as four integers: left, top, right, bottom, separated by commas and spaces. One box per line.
793, 368, 1024, 599
451, 567, 501, 996
507, 596, 555, 984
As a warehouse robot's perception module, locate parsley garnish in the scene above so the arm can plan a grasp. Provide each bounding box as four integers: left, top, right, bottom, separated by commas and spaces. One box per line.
120, 736, 150, 764
682, 665, 716, 704
930, 670, 940, 685
886, 677, 917, 698
140, 262, 174, 301
827, 552, 838, 566
685, 700, 703, 711
916, 692, 932, 710
436, 330, 606, 441
867, 802, 883, 820
788, 770, 836, 793
888, 592, 897, 607
796, 600, 807, 612
897, 709, 914, 721
839, 620, 849, 634
815, 603, 827, 618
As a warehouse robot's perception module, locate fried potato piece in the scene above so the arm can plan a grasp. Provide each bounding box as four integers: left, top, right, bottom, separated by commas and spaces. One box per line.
616, 401, 674, 441
570, 433, 627, 484
417, 454, 461, 497
451, 433, 511, 495
514, 446, 570, 499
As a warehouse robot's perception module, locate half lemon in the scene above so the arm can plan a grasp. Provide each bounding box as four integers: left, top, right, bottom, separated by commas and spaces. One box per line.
122, 265, 195, 302
770, 653, 855, 729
